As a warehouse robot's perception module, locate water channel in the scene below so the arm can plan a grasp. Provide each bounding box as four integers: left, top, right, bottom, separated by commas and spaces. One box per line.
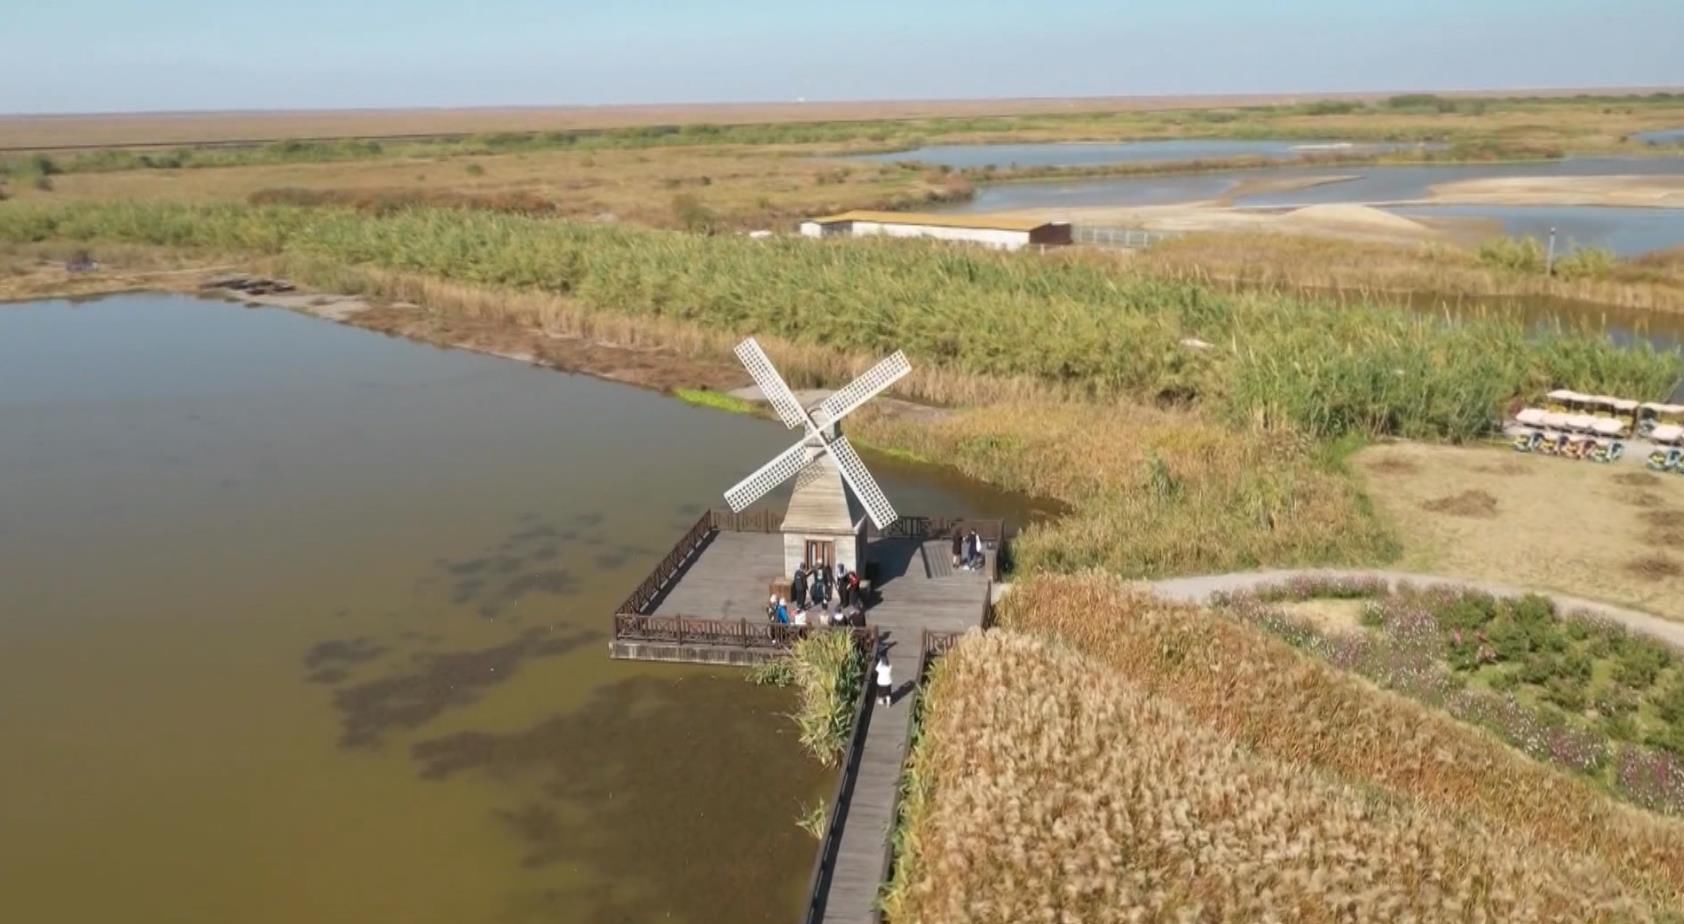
855, 138, 1423, 169
868, 144, 1684, 257
0, 293, 1044, 924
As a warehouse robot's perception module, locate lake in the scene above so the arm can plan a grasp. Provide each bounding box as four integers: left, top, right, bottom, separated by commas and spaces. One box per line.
938, 153, 1684, 256
0, 293, 1041, 924
854, 138, 1424, 169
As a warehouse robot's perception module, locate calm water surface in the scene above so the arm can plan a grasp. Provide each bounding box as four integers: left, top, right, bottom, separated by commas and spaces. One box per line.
0, 294, 1040, 924
940, 152, 1684, 256
854, 138, 1418, 169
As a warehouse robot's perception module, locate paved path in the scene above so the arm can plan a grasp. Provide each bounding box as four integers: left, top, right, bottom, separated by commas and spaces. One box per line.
1148, 568, 1684, 651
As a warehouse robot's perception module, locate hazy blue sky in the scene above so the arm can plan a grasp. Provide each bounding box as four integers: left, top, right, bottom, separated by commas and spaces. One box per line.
5, 0, 1681, 113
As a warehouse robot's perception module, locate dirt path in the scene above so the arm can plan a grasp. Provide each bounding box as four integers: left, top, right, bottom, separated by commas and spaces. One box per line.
1148, 568, 1684, 650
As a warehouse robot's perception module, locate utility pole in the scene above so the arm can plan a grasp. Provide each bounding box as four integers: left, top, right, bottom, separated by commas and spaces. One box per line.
1545, 226, 1557, 275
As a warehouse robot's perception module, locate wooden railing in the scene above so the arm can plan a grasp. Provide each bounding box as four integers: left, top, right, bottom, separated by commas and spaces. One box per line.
800, 629, 882, 924
612, 614, 816, 648
612, 509, 1009, 650
615, 509, 715, 616
709, 508, 785, 533
871, 609, 981, 924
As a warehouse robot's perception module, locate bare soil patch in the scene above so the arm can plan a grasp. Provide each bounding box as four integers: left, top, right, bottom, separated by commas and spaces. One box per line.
1369, 455, 1422, 476
1421, 489, 1499, 518
1614, 471, 1665, 488
1278, 598, 1369, 634
1627, 553, 1684, 581
1357, 441, 1684, 622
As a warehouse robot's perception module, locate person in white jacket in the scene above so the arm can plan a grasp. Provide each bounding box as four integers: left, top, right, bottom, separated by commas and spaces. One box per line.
875, 653, 893, 706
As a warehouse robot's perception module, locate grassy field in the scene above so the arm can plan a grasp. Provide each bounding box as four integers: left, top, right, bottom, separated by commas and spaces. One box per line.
1355, 442, 1684, 620
884, 621, 1684, 921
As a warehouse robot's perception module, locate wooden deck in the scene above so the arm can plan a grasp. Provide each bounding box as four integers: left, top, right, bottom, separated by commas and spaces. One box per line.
646, 530, 992, 922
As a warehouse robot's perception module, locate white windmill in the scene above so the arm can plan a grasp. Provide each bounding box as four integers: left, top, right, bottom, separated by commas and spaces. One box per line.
724, 337, 910, 578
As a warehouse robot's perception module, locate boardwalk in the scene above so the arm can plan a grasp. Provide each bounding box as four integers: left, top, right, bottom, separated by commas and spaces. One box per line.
649, 531, 991, 923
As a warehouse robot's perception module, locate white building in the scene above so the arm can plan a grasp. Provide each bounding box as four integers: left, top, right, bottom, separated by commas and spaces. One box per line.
798, 210, 1071, 251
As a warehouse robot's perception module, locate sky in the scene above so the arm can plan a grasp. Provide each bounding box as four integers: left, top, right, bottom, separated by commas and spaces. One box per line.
4, 0, 1682, 114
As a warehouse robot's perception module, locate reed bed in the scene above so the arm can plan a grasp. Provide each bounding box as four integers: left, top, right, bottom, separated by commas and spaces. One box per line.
883, 629, 1674, 922
992, 574, 1684, 905
747, 629, 864, 766
852, 402, 1396, 576
3, 202, 1675, 441
1141, 231, 1684, 313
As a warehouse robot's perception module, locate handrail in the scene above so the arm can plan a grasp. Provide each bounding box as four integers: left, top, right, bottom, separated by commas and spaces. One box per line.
615, 509, 715, 616
800, 628, 881, 924
870, 624, 965, 923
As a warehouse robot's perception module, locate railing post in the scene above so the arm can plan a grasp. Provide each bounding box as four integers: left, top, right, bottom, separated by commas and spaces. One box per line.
740, 617, 749, 647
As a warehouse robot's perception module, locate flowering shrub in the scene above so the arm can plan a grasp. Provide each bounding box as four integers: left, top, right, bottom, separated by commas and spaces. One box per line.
1216, 580, 1684, 815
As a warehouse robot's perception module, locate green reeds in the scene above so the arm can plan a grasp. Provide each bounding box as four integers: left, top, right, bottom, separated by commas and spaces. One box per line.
747, 629, 864, 766
3, 202, 1676, 442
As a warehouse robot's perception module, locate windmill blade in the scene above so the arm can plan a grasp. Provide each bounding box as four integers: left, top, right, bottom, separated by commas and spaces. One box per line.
734, 338, 811, 431
826, 435, 898, 529
813, 350, 911, 430
724, 437, 813, 512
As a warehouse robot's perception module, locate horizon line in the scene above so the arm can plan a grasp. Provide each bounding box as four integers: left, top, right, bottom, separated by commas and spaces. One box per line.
6, 83, 1683, 121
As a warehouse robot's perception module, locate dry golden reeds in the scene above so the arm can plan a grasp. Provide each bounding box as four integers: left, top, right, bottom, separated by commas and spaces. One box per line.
982, 574, 1684, 907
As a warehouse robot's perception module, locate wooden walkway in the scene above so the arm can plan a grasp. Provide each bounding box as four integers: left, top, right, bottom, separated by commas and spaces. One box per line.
647, 531, 992, 922
818, 539, 989, 924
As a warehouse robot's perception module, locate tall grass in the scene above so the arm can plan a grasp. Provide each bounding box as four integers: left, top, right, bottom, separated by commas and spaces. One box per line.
3, 201, 1675, 440
883, 628, 1675, 921
748, 629, 864, 766
995, 574, 1684, 904
852, 402, 1397, 576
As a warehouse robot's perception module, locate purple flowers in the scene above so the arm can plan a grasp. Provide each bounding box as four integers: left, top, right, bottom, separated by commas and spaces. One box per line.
1216, 580, 1684, 815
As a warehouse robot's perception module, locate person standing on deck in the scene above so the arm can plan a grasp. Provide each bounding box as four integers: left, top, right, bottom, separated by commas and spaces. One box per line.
809, 574, 825, 610
967, 529, 984, 570
950, 523, 964, 568
791, 564, 808, 610
875, 653, 893, 706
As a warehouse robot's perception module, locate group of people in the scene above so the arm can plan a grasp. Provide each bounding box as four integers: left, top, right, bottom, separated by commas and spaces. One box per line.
950, 527, 987, 571
768, 560, 864, 627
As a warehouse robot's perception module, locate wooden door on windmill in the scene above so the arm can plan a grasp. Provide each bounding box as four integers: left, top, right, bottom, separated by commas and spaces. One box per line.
804, 540, 834, 570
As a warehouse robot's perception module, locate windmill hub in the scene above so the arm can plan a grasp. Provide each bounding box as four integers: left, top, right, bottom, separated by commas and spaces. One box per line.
724, 338, 910, 579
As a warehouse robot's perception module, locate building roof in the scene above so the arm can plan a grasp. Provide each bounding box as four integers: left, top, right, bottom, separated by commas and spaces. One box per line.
804, 210, 1060, 233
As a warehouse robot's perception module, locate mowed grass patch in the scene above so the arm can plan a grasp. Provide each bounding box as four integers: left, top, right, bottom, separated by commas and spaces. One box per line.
1356, 442, 1684, 621
884, 626, 1679, 921
991, 573, 1684, 906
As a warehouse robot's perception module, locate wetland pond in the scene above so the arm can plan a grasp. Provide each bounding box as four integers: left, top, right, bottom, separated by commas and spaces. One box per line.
897, 146, 1684, 256
855, 138, 1423, 169
0, 293, 1043, 924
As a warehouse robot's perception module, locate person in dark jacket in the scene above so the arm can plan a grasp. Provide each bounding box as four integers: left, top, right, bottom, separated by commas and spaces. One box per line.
790, 563, 808, 609
950, 523, 964, 568
809, 574, 825, 609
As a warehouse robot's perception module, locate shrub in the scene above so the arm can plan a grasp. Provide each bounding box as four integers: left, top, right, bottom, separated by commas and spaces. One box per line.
1556, 246, 1616, 280
671, 193, 719, 233
1479, 235, 1546, 272
463, 162, 485, 176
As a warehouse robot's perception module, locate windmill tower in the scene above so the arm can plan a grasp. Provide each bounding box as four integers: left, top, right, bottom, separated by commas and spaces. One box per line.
724, 338, 910, 578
